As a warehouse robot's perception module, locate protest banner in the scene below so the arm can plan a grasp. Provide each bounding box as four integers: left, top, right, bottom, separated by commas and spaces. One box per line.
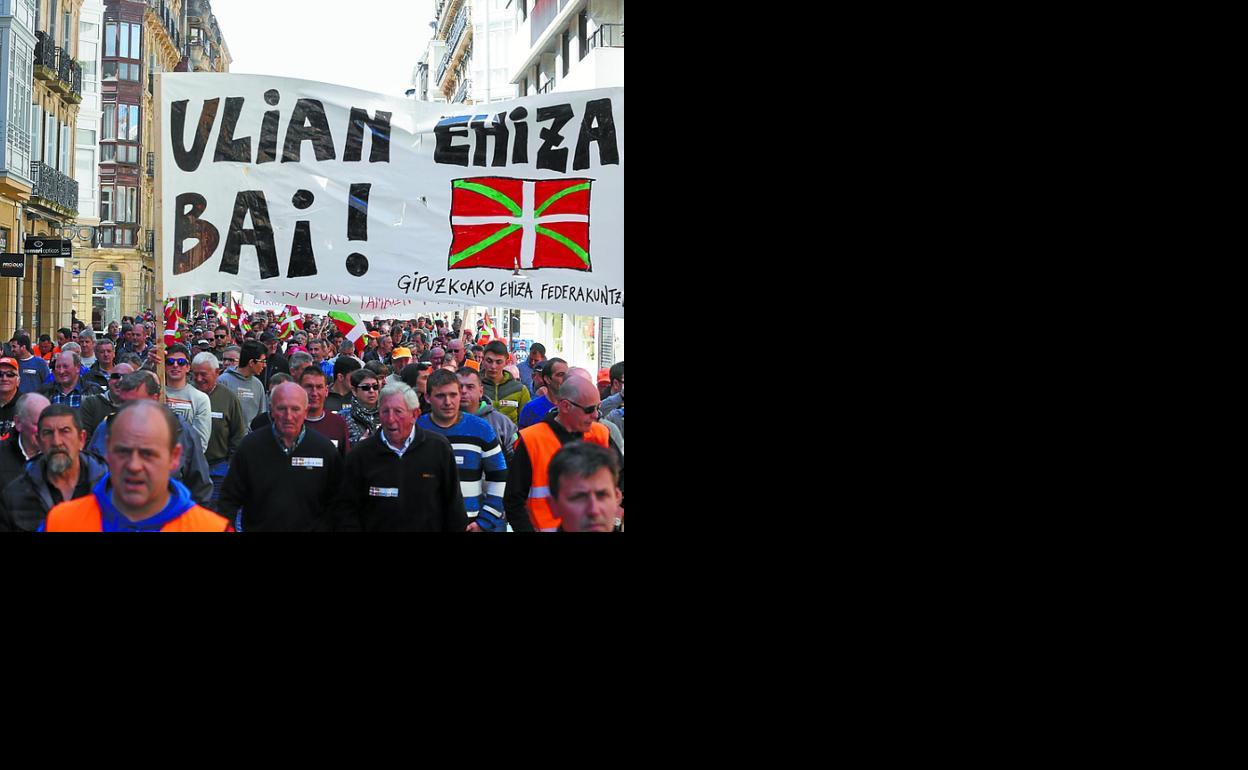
160, 74, 623, 318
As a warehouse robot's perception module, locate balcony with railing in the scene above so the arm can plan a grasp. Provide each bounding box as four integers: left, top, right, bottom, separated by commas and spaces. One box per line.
453, 77, 470, 104
588, 23, 624, 50
30, 162, 79, 215
436, 1, 470, 87
147, 0, 185, 54
58, 50, 83, 103
34, 31, 57, 80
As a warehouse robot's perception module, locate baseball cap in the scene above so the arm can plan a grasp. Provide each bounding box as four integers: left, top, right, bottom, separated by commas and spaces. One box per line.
196, 339, 211, 347
260, 331, 277, 341
597, 368, 611, 385
0, 357, 18, 371
392, 347, 412, 358
463, 359, 480, 372
367, 330, 381, 338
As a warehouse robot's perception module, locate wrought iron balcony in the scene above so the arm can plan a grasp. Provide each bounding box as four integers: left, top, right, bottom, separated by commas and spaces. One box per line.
30, 162, 79, 215
34, 31, 57, 80
588, 23, 624, 50
453, 78, 470, 104
436, 2, 470, 86
57, 49, 83, 102
538, 79, 553, 94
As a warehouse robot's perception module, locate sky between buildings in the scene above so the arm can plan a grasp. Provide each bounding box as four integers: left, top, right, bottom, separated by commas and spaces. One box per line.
205, 0, 437, 97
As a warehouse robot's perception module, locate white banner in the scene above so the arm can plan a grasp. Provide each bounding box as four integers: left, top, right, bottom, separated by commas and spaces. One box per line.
161, 74, 624, 317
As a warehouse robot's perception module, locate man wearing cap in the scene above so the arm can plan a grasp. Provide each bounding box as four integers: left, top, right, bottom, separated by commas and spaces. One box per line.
40, 351, 103, 408
518, 358, 567, 429
503, 376, 622, 532
390, 347, 413, 375
191, 351, 245, 506
260, 331, 291, 389
0, 405, 109, 531
599, 362, 625, 418
517, 343, 546, 392
0, 357, 22, 438
9, 335, 51, 395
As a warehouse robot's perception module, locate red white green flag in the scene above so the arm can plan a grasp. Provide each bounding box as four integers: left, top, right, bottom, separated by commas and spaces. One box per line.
277, 305, 303, 340
327, 310, 368, 355
448, 177, 592, 271
164, 298, 184, 347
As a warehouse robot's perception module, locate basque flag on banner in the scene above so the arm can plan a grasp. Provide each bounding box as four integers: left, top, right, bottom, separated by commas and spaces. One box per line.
448, 177, 592, 271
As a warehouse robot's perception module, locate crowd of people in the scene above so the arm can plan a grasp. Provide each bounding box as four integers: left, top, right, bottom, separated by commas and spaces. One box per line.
0, 309, 624, 533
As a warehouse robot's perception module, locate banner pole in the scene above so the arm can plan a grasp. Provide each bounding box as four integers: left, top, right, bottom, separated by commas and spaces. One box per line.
154, 72, 165, 389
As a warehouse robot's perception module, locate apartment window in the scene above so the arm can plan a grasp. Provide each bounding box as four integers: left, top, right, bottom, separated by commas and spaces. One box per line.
60, 122, 69, 172
101, 103, 115, 140
7, 34, 33, 178
75, 148, 94, 190
0, 227, 8, 254
49, 0, 56, 42
100, 186, 112, 221
562, 30, 570, 77
15, 0, 34, 30
63, 10, 71, 50
190, 27, 201, 45
578, 10, 588, 59
45, 114, 55, 166
76, 128, 95, 146
101, 144, 115, 162
104, 22, 115, 57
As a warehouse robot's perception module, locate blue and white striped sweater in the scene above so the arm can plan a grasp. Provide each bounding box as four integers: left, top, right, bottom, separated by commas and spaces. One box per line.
417, 413, 507, 530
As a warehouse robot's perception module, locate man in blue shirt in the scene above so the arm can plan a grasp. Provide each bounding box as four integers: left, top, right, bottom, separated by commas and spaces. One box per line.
9, 335, 51, 395
518, 357, 567, 429
417, 369, 507, 532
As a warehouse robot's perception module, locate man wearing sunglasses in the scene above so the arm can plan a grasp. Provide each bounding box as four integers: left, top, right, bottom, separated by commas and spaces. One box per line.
210, 325, 232, 362
79, 363, 134, 439
0, 357, 22, 439
163, 344, 212, 451
503, 375, 621, 532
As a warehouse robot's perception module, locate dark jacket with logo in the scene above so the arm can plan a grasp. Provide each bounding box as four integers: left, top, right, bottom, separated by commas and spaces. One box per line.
333, 427, 467, 532
217, 426, 343, 531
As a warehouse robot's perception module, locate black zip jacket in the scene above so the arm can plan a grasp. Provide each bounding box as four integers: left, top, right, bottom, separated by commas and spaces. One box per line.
334, 427, 467, 532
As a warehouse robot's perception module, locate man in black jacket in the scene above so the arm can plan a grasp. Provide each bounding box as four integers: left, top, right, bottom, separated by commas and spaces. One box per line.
217, 382, 342, 531
0, 405, 107, 531
334, 381, 466, 532
0, 393, 49, 493
82, 337, 115, 390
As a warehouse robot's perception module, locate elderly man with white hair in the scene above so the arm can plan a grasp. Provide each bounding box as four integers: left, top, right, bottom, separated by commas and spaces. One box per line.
334, 380, 467, 532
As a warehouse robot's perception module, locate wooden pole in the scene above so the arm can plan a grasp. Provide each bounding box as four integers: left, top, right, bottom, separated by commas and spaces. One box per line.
154, 72, 165, 390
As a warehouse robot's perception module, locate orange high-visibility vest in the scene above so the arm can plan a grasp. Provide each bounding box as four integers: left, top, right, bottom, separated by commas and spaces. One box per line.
44, 494, 230, 532
519, 420, 610, 531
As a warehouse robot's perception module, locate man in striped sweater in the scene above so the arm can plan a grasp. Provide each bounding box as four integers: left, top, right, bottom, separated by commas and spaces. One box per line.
416, 369, 508, 532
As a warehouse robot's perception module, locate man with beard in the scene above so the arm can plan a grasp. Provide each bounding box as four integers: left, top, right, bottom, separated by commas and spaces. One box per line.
339, 368, 382, 446
0, 405, 108, 531
40, 400, 231, 532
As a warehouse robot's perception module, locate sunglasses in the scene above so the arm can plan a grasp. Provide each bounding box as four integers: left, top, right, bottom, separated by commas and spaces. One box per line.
563, 399, 599, 416
109, 372, 124, 380
355, 383, 381, 391
215, 335, 227, 339
166, 358, 189, 366
0, 372, 17, 378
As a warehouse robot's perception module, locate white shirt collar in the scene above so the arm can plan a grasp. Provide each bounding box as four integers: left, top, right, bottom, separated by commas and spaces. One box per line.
379, 424, 417, 458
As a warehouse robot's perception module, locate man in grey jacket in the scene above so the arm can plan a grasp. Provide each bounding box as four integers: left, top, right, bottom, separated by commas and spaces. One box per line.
218, 340, 268, 426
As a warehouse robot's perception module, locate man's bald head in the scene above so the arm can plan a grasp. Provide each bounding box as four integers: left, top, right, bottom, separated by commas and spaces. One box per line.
111, 399, 181, 449
559, 375, 599, 404
271, 381, 309, 408
566, 367, 594, 383
16, 392, 50, 424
